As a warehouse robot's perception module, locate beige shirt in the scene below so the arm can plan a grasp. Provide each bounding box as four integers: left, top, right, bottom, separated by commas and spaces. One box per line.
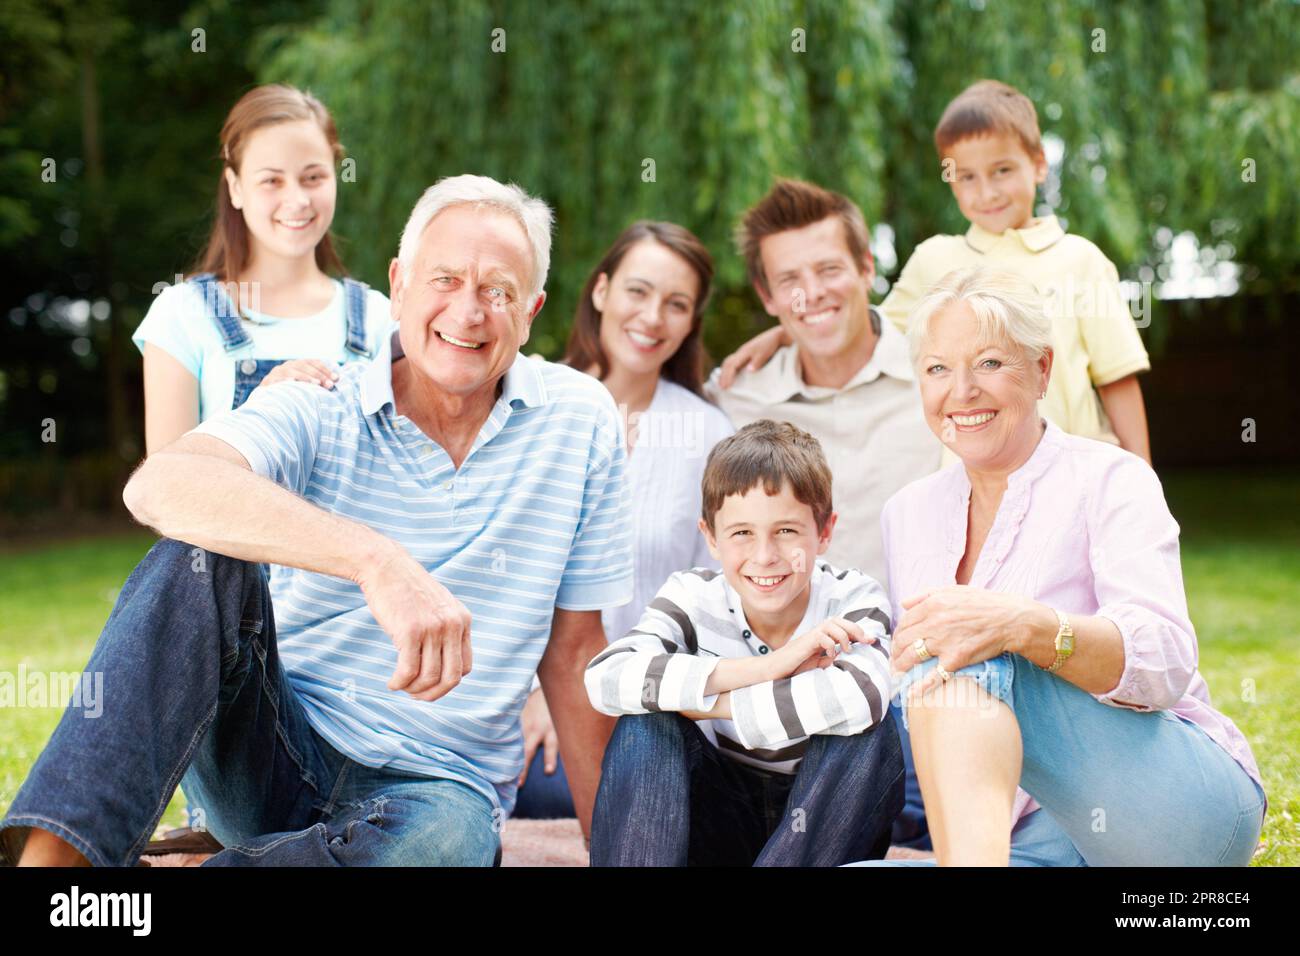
705, 309, 942, 586
879, 216, 1151, 444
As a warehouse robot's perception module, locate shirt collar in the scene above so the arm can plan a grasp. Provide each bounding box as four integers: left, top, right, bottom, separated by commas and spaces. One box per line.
762, 306, 914, 400
947, 418, 1067, 569
360, 328, 548, 417
964, 215, 1065, 255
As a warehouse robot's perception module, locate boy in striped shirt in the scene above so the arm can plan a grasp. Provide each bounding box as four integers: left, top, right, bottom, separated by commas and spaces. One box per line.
586, 419, 904, 866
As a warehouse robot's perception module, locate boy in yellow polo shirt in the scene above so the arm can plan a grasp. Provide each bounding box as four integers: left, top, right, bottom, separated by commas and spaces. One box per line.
718, 80, 1152, 461
882, 79, 1150, 459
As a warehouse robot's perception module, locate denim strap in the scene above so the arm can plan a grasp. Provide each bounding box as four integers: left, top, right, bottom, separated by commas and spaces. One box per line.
188, 273, 251, 352
342, 278, 372, 357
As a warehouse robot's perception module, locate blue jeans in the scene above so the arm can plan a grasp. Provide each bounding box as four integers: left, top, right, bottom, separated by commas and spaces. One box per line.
880, 651, 1265, 866
512, 751, 575, 819
590, 711, 905, 866
0, 538, 501, 867
888, 700, 932, 850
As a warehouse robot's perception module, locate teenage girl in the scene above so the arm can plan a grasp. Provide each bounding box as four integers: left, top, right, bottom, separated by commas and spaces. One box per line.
133, 84, 391, 453
132, 85, 390, 856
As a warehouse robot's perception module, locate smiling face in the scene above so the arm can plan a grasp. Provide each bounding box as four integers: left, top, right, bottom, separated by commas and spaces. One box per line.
945, 132, 1047, 235
756, 216, 875, 363
592, 238, 699, 379
226, 119, 337, 266
917, 300, 1052, 472
698, 481, 835, 625
387, 204, 543, 401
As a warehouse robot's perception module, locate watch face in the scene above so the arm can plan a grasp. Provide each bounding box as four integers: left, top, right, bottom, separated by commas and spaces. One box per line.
1062, 634, 1075, 653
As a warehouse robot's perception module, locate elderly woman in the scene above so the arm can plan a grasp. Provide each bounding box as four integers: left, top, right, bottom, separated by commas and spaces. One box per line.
860, 265, 1265, 866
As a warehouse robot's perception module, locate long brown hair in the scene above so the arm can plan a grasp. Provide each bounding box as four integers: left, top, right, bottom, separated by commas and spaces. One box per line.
191, 84, 347, 282
563, 221, 714, 396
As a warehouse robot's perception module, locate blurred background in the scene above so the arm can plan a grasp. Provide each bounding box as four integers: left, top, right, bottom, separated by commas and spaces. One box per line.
3, 0, 1299, 521
1, 0, 1297, 860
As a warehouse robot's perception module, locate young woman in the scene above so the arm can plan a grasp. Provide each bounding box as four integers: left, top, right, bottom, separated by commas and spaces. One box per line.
132, 85, 390, 858
512, 221, 736, 820
133, 84, 392, 454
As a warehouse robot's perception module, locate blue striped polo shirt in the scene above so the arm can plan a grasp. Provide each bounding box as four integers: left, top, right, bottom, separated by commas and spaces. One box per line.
194, 330, 633, 813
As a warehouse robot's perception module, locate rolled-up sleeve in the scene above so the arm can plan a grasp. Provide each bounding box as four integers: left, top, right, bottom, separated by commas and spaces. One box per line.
1089, 456, 1198, 712
730, 573, 894, 749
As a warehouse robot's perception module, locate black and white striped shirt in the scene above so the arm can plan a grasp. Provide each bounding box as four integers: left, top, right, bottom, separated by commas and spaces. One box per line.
584, 562, 893, 774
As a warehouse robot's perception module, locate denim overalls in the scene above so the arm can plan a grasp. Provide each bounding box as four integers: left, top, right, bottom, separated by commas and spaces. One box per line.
187, 273, 374, 409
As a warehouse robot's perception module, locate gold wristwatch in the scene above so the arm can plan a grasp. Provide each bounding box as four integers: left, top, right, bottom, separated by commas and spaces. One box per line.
1047, 608, 1075, 673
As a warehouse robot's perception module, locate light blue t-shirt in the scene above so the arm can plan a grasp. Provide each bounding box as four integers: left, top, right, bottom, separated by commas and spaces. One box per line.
193, 331, 635, 813
132, 278, 393, 420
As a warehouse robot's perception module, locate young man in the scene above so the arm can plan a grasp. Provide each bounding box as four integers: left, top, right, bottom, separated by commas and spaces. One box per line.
586, 420, 904, 866
705, 178, 942, 588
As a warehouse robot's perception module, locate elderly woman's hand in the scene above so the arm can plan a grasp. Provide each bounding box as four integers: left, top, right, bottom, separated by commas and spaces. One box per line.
891, 585, 1054, 695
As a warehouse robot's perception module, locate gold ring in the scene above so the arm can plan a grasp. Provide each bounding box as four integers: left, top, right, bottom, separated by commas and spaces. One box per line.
936, 663, 952, 682
913, 638, 931, 662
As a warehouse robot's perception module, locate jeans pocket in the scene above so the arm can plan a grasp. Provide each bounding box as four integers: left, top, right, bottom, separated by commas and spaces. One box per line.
1217, 798, 1265, 866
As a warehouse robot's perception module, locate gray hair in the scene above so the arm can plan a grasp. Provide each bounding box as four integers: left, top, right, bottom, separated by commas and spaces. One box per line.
906, 266, 1053, 364
396, 174, 554, 302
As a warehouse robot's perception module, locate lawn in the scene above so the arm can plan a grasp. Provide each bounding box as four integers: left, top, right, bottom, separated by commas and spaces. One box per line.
1, 469, 1296, 864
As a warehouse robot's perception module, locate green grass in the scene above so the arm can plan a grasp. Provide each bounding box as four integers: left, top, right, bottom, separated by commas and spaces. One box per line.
1, 469, 1297, 864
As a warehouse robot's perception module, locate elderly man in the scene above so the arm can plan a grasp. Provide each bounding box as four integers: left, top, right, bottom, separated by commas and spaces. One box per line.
1, 174, 632, 867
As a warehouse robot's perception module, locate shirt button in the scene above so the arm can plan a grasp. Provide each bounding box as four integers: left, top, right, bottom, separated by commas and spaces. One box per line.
240, 359, 257, 374
742, 630, 751, 638
444, 481, 453, 491
758, 645, 769, 654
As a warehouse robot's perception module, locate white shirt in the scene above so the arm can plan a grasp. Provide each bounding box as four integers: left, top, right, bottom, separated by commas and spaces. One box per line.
586, 561, 893, 774
603, 378, 736, 644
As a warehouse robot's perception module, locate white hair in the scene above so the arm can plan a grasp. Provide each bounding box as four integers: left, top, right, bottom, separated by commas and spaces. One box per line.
906, 266, 1054, 364
396, 174, 554, 302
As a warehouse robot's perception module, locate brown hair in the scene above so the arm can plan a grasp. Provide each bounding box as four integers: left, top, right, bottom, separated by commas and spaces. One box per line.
562, 220, 715, 396
934, 79, 1043, 159
701, 419, 834, 534
191, 84, 347, 282
735, 178, 873, 297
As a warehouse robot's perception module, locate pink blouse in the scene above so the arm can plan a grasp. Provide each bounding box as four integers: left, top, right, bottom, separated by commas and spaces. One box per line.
880, 419, 1264, 824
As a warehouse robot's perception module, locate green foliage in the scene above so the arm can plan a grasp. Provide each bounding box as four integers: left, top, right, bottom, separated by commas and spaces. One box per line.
251, 0, 1300, 358
1, 0, 1296, 462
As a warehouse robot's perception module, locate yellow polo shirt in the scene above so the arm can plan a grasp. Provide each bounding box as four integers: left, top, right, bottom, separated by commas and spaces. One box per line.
879, 216, 1150, 444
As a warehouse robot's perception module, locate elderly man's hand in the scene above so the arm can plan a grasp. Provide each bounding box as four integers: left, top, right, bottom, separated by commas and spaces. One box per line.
891, 585, 1052, 695
358, 545, 473, 701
